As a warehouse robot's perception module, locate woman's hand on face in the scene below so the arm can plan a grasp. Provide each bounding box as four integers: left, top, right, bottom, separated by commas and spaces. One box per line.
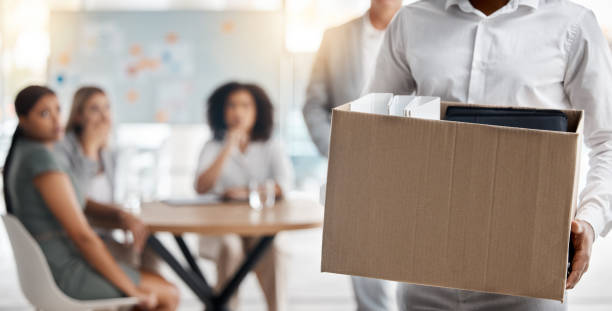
81, 117, 111, 156
97, 119, 111, 148
223, 187, 249, 201
119, 211, 150, 253
225, 128, 248, 149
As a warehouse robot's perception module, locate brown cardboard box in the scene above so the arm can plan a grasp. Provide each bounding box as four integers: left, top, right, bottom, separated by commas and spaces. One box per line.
321, 100, 583, 301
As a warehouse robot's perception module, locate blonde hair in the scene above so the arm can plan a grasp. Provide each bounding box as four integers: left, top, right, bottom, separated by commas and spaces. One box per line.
65, 86, 105, 136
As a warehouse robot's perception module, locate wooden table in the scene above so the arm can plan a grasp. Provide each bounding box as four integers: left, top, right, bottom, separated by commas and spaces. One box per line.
141, 199, 323, 311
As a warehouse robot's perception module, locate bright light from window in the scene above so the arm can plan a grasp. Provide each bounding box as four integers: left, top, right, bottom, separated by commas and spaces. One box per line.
8, 0, 49, 30
285, 0, 370, 53
284, 0, 418, 53
14, 31, 49, 71
80, 0, 282, 10
5, 0, 50, 72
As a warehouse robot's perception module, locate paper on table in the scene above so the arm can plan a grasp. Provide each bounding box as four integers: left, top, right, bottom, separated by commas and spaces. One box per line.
161, 194, 221, 206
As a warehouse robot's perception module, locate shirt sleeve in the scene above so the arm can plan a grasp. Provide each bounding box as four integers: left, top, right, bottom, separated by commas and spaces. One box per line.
365, 8, 416, 95
303, 30, 333, 157
26, 146, 63, 178
269, 140, 294, 197
193, 140, 223, 194
563, 10, 612, 238
54, 136, 98, 188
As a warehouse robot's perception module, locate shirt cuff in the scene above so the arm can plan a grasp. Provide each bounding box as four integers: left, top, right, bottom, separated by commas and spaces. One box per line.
575, 204, 605, 239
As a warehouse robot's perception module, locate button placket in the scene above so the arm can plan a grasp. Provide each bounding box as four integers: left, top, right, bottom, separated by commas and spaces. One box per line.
467, 19, 487, 103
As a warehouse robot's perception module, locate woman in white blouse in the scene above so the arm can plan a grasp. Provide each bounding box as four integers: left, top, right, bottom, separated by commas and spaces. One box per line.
194, 82, 294, 311
368, 0, 612, 310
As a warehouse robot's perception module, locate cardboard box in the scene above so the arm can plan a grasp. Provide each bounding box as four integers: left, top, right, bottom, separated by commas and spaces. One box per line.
321, 97, 583, 301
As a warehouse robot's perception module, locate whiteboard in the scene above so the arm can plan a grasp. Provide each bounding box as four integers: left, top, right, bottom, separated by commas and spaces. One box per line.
48, 11, 283, 124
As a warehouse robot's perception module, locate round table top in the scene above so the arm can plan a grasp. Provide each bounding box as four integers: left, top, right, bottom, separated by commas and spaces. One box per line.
139, 198, 324, 235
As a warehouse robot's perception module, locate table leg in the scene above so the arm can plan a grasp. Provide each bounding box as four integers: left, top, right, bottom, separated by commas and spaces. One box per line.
149, 234, 276, 311
214, 235, 276, 308
174, 235, 208, 283
146, 235, 214, 308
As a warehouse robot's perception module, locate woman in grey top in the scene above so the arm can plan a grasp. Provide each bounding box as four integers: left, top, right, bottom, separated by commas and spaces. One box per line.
55, 86, 160, 275
3, 85, 178, 310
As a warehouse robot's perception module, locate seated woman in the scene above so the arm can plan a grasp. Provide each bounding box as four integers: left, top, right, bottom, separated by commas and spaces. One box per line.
3, 86, 179, 310
194, 82, 294, 311
55, 86, 160, 275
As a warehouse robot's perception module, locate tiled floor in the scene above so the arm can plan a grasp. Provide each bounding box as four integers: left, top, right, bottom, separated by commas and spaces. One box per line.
1, 222, 611, 310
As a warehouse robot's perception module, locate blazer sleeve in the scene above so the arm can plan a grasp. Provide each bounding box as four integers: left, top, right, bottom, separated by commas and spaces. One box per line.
303, 29, 334, 157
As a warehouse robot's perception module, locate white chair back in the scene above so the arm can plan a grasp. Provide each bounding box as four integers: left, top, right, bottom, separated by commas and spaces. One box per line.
2, 214, 138, 311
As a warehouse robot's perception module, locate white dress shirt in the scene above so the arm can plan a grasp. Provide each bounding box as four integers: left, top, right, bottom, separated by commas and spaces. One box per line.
362, 12, 387, 86
194, 138, 294, 196
367, 0, 612, 238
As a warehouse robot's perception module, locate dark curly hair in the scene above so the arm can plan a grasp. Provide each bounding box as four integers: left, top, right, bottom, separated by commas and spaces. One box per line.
207, 82, 274, 142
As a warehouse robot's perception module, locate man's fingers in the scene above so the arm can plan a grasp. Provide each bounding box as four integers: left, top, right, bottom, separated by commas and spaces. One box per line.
574, 253, 590, 274
566, 259, 584, 289
566, 270, 582, 289
571, 220, 583, 235
567, 220, 595, 289
567, 253, 589, 289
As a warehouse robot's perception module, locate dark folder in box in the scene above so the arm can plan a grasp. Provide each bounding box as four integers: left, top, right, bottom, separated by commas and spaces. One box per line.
444, 106, 568, 132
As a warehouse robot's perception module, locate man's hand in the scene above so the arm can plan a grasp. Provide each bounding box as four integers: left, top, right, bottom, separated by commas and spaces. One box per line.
566, 219, 595, 289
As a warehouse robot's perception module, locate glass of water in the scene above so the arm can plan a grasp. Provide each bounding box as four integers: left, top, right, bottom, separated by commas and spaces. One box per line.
249, 179, 276, 210
263, 179, 276, 208
249, 180, 263, 211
